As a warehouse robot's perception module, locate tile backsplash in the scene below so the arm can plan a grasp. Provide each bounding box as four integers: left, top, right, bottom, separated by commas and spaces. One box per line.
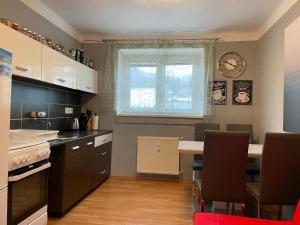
10, 80, 81, 130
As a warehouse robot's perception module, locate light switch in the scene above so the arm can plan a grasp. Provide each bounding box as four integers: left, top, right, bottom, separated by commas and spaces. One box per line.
65, 107, 73, 115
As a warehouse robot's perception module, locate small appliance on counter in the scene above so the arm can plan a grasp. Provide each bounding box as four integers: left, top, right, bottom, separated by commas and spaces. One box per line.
86, 110, 92, 130
71, 117, 79, 130
79, 112, 89, 131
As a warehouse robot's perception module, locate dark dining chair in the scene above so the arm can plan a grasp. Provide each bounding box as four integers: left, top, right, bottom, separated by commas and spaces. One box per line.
194, 131, 250, 213
247, 132, 300, 219
226, 124, 260, 181
192, 123, 220, 195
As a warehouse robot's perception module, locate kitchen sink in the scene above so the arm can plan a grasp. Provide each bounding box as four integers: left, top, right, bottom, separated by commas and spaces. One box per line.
57, 132, 80, 140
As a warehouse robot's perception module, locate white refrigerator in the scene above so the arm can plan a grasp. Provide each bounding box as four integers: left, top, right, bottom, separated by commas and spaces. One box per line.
0, 48, 12, 225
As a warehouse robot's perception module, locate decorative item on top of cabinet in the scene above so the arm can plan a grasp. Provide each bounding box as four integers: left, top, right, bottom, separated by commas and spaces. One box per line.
218, 51, 246, 78
232, 80, 253, 105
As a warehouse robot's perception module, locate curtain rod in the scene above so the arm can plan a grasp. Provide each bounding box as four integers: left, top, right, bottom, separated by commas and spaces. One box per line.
82, 38, 221, 44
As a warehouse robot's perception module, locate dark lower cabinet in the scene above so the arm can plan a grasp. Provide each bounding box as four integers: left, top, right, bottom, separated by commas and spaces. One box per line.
48, 133, 112, 216
92, 141, 112, 189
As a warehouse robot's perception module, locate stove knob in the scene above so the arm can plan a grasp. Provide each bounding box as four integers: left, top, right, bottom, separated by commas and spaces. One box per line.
21, 156, 27, 163
38, 151, 44, 159
13, 157, 21, 166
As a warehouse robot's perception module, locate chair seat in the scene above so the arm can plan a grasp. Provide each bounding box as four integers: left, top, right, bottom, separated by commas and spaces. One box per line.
193, 159, 203, 170
247, 182, 260, 200
194, 212, 293, 225
247, 162, 260, 176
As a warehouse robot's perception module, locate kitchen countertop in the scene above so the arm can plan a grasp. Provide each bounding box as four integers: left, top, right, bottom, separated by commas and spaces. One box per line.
48, 130, 113, 147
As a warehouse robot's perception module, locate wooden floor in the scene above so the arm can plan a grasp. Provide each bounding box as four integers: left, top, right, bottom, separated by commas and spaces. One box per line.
48, 177, 194, 225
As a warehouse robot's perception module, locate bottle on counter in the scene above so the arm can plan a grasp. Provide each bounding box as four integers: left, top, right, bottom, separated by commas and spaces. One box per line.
92, 113, 99, 130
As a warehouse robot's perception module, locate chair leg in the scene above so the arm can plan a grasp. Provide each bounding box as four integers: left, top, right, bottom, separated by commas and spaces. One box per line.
192, 170, 195, 197
258, 203, 263, 219
241, 203, 245, 216
278, 205, 281, 221
231, 203, 235, 215
200, 199, 205, 212
194, 185, 199, 212
226, 202, 230, 214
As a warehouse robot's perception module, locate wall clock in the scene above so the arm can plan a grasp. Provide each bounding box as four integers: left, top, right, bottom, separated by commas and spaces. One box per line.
217, 51, 246, 78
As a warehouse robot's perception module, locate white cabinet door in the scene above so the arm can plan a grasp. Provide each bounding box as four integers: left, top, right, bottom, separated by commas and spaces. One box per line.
76, 62, 98, 94
42, 46, 76, 89
0, 24, 42, 80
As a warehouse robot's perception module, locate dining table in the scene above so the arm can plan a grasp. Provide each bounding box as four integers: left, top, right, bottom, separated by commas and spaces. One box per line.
178, 140, 263, 158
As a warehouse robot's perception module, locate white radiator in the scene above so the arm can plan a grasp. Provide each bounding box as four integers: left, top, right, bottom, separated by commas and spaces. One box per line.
137, 136, 180, 175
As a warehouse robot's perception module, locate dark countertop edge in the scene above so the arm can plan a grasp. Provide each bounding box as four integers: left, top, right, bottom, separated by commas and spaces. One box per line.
48, 130, 113, 147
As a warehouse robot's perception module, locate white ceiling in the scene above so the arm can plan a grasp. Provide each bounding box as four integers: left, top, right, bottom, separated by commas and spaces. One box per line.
21, 0, 297, 41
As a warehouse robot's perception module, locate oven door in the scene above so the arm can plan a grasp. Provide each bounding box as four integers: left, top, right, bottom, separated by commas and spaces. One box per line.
7, 161, 50, 225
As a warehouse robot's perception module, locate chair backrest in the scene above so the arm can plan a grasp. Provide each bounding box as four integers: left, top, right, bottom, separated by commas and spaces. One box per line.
195, 123, 220, 141
194, 123, 220, 161
201, 131, 250, 203
226, 124, 253, 143
293, 200, 300, 223
260, 133, 300, 205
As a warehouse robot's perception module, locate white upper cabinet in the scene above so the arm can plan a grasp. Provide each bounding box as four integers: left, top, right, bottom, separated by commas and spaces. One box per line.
76, 62, 98, 94
0, 24, 42, 80
42, 46, 76, 89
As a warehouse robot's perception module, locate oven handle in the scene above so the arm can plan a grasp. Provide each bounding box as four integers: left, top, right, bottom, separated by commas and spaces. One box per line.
8, 162, 51, 182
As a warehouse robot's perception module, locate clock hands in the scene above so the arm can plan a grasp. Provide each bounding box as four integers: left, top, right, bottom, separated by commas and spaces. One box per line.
224, 60, 237, 68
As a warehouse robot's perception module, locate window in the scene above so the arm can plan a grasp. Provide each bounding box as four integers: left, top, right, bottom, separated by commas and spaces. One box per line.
116, 48, 205, 117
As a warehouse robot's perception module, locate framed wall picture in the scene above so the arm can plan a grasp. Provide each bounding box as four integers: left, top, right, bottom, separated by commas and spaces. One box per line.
212, 80, 227, 105
232, 80, 252, 105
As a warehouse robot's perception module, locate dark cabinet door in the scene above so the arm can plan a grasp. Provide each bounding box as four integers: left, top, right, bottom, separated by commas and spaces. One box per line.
79, 138, 94, 196
63, 141, 83, 210
92, 141, 112, 189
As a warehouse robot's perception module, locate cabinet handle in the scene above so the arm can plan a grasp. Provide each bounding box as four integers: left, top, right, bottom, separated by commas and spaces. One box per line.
57, 78, 66, 83
72, 146, 80, 150
100, 169, 106, 175
86, 86, 92, 90
101, 152, 107, 156
86, 142, 93, 146
16, 66, 29, 72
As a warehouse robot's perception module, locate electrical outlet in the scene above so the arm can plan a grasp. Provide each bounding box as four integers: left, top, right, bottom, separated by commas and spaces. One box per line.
65, 107, 73, 115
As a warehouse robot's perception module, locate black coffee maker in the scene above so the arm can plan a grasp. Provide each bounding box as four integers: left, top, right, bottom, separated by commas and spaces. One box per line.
78, 112, 88, 131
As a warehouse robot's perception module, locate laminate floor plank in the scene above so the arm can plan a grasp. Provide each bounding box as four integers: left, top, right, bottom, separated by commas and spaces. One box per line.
48, 177, 193, 225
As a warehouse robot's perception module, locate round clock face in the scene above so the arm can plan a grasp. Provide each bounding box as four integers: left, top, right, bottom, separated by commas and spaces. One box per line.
218, 52, 246, 78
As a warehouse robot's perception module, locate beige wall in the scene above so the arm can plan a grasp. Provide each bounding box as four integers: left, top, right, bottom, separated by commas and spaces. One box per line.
82, 41, 258, 179
256, 1, 300, 142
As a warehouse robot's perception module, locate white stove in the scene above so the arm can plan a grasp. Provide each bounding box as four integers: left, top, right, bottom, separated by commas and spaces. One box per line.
7, 130, 57, 225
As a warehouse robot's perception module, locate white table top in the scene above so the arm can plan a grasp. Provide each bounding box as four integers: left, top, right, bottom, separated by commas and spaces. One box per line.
178, 141, 263, 158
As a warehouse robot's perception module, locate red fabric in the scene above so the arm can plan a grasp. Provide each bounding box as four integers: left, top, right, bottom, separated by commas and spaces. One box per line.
293, 200, 300, 223
194, 200, 300, 225
193, 213, 293, 225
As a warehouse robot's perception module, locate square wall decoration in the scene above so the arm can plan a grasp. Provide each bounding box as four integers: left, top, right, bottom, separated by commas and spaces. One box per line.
232, 80, 253, 105
212, 80, 227, 105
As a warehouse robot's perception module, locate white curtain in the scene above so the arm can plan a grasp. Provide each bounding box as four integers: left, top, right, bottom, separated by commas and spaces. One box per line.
101, 40, 215, 117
